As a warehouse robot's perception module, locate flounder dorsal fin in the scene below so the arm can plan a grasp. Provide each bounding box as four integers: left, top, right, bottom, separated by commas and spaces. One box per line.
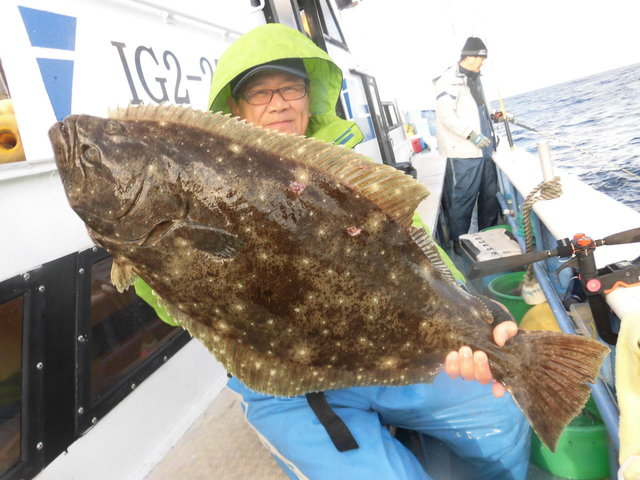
110, 104, 429, 229
408, 226, 456, 284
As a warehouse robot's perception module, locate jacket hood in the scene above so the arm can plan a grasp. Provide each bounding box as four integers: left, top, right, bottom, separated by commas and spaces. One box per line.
208, 23, 345, 138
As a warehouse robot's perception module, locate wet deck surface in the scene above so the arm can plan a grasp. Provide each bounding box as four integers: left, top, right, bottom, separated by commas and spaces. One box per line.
145, 388, 287, 480
145, 386, 562, 479
145, 150, 567, 480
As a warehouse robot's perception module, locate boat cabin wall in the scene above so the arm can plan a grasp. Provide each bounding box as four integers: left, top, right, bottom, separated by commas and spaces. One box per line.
0, 0, 265, 282
0, 2, 398, 479
0, 0, 395, 282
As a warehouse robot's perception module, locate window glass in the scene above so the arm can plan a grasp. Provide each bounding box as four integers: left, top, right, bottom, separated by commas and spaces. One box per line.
344, 76, 374, 141
0, 296, 22, 476
318, 0, 345, 43
363, 79, 382, 117
89, 257, 179, 403
383, 103, 400, 128
297, 7, 313, 38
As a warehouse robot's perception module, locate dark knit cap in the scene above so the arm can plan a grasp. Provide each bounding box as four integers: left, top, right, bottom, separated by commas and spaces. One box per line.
461, 37, 488, 58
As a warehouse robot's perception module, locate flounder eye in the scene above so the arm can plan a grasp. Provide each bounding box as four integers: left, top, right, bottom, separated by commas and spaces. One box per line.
81, 145, 101, 165
105, 120, 124, 135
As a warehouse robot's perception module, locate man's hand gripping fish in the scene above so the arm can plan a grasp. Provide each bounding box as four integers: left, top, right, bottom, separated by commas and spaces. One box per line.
48, 104, 609, 452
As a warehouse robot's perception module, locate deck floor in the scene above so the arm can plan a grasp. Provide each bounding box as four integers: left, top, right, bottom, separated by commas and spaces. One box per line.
145, 388, 286, 480
412, 149, 447, 234
145, 150, 565, 480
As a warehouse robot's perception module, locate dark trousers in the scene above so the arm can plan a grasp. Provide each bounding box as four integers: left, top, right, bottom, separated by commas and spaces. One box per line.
443, 156, 499, 242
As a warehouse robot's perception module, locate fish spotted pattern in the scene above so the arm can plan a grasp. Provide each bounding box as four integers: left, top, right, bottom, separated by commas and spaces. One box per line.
49, 104, 609, 451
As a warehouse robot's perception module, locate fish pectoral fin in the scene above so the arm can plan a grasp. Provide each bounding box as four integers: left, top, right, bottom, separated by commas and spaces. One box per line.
172, 221, 244, 259
111, 259, 137, 292
477, 294, 515, 324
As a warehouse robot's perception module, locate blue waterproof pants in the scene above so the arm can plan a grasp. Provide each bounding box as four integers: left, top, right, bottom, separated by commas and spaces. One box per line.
444, 157, 500, 242
228, 372, 530, 480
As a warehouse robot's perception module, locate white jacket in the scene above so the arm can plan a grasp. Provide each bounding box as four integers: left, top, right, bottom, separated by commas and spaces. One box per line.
433, 64, 486, 158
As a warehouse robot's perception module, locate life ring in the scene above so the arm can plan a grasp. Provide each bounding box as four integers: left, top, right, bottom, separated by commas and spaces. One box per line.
0, 99, 26, 164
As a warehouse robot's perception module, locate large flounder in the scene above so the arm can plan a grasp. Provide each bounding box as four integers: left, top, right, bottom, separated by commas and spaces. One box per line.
49, 104, 608, 451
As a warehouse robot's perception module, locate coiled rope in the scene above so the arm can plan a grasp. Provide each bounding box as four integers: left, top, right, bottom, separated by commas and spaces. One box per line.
521, 176, 563, 279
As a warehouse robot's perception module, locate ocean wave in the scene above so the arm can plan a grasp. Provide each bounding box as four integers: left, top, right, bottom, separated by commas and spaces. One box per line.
495, 63, 640, 212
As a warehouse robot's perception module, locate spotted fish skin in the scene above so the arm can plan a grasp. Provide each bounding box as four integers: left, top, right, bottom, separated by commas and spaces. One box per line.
49, 104, 608, 452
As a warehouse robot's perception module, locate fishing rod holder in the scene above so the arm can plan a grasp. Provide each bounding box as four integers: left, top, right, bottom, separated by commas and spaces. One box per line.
557, 234, 640, 296
469, 226, 640, 344
557, 233, 639, 344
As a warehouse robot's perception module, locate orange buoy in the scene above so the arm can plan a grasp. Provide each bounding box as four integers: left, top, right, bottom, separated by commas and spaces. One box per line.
0, 99, 26, 164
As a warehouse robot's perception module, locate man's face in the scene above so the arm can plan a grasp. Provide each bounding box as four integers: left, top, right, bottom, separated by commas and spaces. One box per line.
228, 71, 311, 135
465, 56, 486, 72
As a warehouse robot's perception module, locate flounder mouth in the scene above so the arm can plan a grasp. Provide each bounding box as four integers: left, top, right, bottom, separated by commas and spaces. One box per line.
76, 178, 187, 246
112, 176, 146, 221
67, 172, 145, 223
49, 117, 145, 221
82, 214, 178, 248
73, 174, 145, 224
49, 121, 72, 172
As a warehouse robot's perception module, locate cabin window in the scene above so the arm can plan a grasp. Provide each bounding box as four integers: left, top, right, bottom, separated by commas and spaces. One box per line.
382, 102, 401, 130
86, 256, 180, 404
343, 76, 374, 142
73, 248, 190, 435
0, 296, 22, 476
0, 250, 189, 476
317, 0, 346, 46
295, 0, 348, 50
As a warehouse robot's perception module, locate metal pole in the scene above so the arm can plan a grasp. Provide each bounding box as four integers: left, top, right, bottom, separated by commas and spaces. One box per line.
497, 99, 514, 149
537, 141, 555, 182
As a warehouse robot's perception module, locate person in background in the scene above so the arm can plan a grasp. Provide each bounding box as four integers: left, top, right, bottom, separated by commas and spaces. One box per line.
433, 37, 500, 254
136, 24, 529, 480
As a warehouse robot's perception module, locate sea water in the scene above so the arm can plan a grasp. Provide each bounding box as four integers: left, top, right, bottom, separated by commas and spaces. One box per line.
494, 62, 640, 213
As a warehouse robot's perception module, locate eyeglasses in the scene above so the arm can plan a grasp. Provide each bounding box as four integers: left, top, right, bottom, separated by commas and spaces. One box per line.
240, 84, 308, 105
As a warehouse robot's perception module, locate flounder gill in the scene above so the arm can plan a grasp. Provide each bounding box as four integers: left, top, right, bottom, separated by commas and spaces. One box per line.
49, 104, 609, 452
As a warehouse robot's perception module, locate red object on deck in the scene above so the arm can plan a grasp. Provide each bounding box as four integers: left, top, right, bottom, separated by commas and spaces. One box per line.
411, 137, 423, 153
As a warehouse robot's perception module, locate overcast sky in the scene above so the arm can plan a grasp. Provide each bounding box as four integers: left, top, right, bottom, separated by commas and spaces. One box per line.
339, 0, 640, 110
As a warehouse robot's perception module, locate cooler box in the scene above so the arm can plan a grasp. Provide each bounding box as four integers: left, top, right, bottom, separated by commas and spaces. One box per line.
459, 227, 522, 262
458, 227, 523, 288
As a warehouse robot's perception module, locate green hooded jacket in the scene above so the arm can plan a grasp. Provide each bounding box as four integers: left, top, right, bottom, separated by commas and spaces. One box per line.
209, 23, 363, 146
135, 23, 463, 326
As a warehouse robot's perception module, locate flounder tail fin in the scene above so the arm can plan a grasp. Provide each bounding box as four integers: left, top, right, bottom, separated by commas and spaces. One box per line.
496, 330, 609, 452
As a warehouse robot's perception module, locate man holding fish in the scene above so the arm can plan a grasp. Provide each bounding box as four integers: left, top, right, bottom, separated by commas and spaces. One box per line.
50, 20, 606, 480
146, 23, 530, 479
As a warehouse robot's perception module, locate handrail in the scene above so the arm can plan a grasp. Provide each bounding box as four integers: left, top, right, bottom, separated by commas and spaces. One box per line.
127, 0, 244, 37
